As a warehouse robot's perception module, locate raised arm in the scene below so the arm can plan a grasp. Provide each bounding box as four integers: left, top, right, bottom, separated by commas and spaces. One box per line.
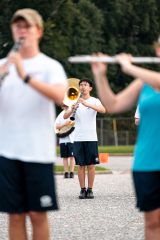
63, 104, 77, 119
91, 53, 143, 114
115, 53, 160, 90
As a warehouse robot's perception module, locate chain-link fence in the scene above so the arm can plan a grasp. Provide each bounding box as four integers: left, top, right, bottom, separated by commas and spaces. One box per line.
97, 117, 137, 146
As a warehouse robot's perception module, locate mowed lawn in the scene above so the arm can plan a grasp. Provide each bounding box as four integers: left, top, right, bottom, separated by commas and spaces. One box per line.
56, 145, 134, 155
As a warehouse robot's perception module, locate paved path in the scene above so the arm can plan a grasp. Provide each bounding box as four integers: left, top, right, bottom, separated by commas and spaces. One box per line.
101, 155, 133, 172
0, 156, 144, 240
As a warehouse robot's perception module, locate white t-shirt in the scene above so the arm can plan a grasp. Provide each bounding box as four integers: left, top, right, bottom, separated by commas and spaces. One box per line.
55, 110, 74, 144
135, 106, 140, 119
0, 53, 67, 163
74, 96, 101, 141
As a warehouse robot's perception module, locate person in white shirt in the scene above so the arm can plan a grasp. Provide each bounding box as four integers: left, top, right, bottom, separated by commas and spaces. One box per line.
135, 106, 140, 125
0, 8, 67, 240
55, 103, 75, 178
64, 78, 106, 199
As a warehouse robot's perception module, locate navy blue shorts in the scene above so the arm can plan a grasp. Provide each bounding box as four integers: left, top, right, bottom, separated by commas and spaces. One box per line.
74, 141, 99, 166
0, 156, 58, 213
60, 142, 74, 158
132, 171, 160, 212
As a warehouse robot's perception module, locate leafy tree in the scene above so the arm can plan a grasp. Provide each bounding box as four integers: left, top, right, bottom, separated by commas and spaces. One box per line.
68, 0, 104, 81
41, 0, 104, 82
1, 0, 160, 118
92, 0, 160, 118
41, 0, 104, 98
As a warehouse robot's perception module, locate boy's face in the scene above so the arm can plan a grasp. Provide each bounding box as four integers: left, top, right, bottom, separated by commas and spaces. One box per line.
79, 81, 92, 95
11, 19, 42, 47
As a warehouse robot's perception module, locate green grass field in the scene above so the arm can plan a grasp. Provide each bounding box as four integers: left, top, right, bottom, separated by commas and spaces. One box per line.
54, 165, 110, 173
56, 145, 134, 155
98, 145, 134, 154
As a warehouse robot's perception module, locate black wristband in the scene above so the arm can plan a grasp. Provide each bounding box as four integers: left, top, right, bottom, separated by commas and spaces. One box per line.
23, 75, 31, 84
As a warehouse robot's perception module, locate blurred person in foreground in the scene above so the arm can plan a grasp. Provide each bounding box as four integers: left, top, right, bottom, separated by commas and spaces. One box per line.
0, 8, 67, 240
91, 51, 160, 240
134, 37, 160, 126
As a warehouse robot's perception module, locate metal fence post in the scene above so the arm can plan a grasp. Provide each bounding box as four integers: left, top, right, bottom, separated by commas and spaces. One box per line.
113, 118, 118, 146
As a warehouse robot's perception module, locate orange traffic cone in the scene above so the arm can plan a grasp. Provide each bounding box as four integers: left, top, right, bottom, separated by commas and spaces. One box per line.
99, 153, 109, 163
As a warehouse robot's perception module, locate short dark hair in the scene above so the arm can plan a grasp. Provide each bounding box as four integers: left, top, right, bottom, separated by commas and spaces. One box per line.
79, 78, 93, 87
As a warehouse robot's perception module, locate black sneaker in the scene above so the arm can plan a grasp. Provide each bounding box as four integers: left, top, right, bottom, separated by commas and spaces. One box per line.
86, 188, 94, 199
79, 188, 87, 199
64, 172, 69, 178
70, 172, 74, 178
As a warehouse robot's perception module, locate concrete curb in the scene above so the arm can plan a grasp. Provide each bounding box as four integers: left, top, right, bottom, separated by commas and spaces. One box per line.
109, 153, 133, 156
55, 170, 113, 175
